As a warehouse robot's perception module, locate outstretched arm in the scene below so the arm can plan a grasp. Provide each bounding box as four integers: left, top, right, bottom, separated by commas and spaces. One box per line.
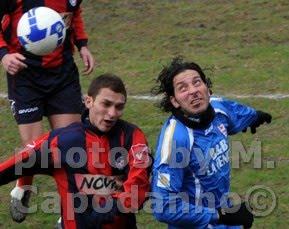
212, 97, 271, 135
0, 133, 53, 185
242, 110, 272, 134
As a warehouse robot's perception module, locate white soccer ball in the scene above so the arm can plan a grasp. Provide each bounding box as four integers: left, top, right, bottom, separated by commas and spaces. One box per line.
17, 7, 66, 56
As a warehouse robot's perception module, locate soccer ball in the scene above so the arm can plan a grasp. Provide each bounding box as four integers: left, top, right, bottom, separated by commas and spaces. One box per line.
17, 7, 66, 56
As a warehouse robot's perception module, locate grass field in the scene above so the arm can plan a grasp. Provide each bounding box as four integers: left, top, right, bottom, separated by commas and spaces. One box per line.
0, 0, 289, 228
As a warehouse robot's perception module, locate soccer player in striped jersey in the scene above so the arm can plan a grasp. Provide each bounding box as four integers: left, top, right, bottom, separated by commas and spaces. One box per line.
0, 74, 152, 228
0, 0, 94, 223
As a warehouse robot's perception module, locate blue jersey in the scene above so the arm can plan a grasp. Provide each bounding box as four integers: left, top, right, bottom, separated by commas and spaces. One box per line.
151, 97, 257, 229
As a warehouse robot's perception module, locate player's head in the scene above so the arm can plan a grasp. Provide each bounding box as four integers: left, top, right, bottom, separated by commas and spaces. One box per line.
152, 57, 212, 115
85, 73, 127, 132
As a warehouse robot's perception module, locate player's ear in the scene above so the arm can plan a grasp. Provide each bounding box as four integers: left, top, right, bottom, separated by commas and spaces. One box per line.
84, 95, 93, 109
205, 77, 213, 95
170, 96, 180, 109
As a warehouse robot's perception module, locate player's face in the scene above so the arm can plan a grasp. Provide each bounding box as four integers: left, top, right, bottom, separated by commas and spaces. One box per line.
85, 88, 126, 132
170, 69, 210, 115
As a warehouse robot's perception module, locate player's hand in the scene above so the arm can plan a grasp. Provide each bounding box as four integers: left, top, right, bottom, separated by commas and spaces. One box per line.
1, 53, 27, 75
79, 46, 95, 75
217, 202, 254, 228
242, 111, 272, 134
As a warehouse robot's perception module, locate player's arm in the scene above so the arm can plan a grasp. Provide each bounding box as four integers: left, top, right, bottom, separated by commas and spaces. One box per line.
220, 98, 271, 134
151, 119, 218, 228
71, 6, 87, 50
0, 2, 11, 60
84, 128, 152, 227
0, 0, 15, 56
71, 5, 94, 74
0, 2, 27, 74
0, 133, 54, 185
112, 128, 152, 212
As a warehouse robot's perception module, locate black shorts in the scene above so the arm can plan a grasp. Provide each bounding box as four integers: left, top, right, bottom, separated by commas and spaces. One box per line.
7, 62, 83, 124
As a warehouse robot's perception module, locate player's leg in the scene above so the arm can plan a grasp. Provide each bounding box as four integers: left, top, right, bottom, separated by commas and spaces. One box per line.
46, 62, 83, 129
48, 113, 81, 129
7, 69, 45, 223
10, 122, 44, 222
15, 121, 43, 186
15, 121, 44, 187
18, 122, 44, 145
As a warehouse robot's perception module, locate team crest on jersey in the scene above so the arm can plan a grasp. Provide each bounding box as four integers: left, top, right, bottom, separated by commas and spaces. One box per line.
115, 156, 126, 169
69, 0, 77, 7
218, 124, 227, 137
131, 144, 150, 166
157, 172, 171, 190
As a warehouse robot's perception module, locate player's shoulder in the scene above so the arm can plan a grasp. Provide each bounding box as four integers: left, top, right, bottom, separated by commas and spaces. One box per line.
49, 122, 85, 142
115, 119, 144, 135
210, 96, 230, 117
161, 116, 191, 145
155, 116, 192, 166
54, 121, 84, 133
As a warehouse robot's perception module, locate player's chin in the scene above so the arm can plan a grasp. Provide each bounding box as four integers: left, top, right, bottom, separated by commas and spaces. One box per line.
99, 125, 112, 132
100, 122, 115, 132
190, 104, 208, 114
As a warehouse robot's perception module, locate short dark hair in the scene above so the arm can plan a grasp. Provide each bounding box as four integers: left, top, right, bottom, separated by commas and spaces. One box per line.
87, 73, 127, 100
151, 57, 212, 112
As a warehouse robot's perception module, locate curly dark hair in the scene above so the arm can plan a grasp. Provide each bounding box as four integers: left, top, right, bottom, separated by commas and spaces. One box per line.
151, 57, 212, 112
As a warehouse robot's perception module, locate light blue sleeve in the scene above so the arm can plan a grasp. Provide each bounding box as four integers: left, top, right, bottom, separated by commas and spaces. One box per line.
212, 97, 258, 135
151, 118, 218, 228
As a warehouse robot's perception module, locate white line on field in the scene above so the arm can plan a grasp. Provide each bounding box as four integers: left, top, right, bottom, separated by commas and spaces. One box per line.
1, 93, 289, 100
0, 93, 7, 99
129, 94, 289, 100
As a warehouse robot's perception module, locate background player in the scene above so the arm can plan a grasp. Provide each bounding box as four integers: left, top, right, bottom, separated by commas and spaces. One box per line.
0, 0, 95, 222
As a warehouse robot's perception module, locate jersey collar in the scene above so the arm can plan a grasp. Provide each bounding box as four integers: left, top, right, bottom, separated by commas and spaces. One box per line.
172, 103, 215, 129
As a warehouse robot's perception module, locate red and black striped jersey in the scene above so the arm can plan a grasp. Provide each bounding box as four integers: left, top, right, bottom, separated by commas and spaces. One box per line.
0, 0, 88, 68
0, 118, 152, 229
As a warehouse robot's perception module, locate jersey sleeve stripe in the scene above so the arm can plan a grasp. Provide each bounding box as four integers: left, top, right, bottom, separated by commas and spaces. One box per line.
214, 108, 229, 117
186, 127, 194, 152
160, 119, 177, 164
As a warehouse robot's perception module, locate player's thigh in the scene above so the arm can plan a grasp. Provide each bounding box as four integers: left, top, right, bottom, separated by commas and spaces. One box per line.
48, 113, 81, 129
7, 71, 45, 134
45, 63, 83, 128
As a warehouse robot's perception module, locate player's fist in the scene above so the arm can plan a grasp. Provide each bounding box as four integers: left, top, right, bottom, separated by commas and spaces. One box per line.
217, 202, 254, 228
242, 110, 272, 134
250, 111, 272, 134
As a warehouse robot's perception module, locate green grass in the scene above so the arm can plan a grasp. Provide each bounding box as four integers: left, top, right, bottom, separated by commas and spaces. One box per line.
1, 0, 289, 228
78, 0, 289, 95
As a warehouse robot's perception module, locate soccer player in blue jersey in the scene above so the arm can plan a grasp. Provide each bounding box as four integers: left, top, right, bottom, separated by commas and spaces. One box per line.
151, 57, 272, 228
